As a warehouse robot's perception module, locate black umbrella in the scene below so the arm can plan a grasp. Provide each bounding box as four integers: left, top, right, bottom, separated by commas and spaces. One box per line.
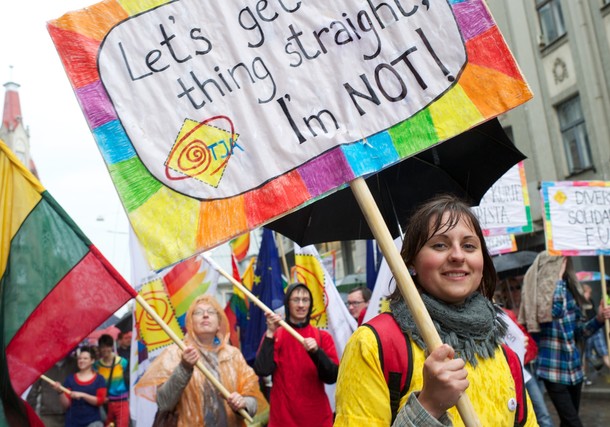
493, 251, 538, 280
268, 118, 526, 245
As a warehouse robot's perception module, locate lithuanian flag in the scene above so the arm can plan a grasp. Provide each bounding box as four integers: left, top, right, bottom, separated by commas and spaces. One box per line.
0, 140, 137, 425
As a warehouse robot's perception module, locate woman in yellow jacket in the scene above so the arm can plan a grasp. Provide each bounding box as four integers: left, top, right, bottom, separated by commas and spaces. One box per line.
335, 195, 538, 427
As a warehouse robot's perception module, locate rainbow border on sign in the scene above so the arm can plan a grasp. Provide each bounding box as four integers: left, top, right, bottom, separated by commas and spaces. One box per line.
48, 0, 532, 270
541, 180, 610, 256
576, 271, 610, 282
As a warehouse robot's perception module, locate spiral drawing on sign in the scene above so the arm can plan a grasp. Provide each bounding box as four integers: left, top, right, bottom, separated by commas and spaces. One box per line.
177, 139, 212, 174
136, 287, 178, 347
165, 115, 236, 182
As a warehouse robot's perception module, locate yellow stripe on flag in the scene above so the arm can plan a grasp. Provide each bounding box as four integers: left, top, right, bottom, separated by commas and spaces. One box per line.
0, 140, 44, 277
233, 257, 256, 309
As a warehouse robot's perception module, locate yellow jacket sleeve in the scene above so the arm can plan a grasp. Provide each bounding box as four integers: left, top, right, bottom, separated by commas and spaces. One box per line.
335, 326, 396, 426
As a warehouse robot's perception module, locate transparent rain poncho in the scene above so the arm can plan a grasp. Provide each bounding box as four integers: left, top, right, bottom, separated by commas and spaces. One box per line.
135, 294, 268, 426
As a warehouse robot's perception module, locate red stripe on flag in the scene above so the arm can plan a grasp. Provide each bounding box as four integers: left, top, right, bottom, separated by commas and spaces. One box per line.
6, 249, 135, 394
230, 234, 250, 262
231, 254, 240, 282
25, 399, 45, 427
224, 302, 239, 347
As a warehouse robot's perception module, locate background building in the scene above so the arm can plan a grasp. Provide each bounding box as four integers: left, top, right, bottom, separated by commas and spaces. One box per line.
1, 81, 37, 176
487, 0, 610, 272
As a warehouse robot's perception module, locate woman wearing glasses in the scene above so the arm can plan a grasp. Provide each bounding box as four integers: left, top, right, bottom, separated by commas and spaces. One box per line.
254, 283, 339, 427
135, 295, 267, 426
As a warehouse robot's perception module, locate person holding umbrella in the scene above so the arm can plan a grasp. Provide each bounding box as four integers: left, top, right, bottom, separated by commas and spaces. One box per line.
335, 195, 538, 426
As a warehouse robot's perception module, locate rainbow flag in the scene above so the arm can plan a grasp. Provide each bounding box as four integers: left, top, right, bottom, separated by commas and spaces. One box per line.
135, 253, 220, 353
225, 255, 256, 347
162, 255, 219, 329
0, 140, 136, 425
229, 233, 250, 262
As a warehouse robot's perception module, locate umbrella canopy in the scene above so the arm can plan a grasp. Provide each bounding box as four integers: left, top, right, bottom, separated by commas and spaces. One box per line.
268, 118, 526, 245
493, 251, 538, 280
86, 325, 121, 346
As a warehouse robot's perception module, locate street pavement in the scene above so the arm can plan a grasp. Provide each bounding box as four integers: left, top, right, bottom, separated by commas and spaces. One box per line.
543, 367, 610, 425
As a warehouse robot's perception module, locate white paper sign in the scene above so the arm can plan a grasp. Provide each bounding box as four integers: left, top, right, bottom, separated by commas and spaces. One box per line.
98, 0, 465, 199
472, 162, 532, 234
485, 234, 516, 256
542, 181, 610, 255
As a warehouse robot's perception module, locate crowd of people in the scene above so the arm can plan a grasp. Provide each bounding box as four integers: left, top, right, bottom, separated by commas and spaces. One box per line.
27, 194, 610, 426
27, 334, 130, 427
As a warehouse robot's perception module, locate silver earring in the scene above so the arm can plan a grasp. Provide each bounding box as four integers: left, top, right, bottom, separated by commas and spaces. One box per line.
408, 267, 416, 276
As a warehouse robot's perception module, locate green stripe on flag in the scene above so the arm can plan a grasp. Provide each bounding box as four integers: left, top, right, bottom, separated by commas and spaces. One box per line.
109, 157, 163, 212
1, 194, 88, 344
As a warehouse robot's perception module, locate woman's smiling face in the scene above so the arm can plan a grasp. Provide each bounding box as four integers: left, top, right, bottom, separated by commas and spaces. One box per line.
412, 213, 484, 305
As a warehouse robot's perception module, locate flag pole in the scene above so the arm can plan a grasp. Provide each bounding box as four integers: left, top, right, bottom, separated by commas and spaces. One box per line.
275, 231, 292, 283
134, 294, 253, 423
40, 374, 70, 394
349, 177, 481, 427
205, 255, 305, 344
599, 255, 610, 358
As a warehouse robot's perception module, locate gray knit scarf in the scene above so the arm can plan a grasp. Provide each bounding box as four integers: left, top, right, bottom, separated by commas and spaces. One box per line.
390, 292, 507, 367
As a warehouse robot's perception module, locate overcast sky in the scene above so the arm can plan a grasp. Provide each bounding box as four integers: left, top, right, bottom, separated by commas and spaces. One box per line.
0, 1, 135, 281
0, 1, 253, 292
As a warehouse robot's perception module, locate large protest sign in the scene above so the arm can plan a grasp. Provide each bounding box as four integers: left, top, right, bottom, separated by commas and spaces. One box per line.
472, 162, 532, 236
542, 181, 610, 255
49, 0, 532, 270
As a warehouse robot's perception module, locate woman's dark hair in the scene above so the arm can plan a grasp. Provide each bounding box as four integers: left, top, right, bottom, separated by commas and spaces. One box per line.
391, 194, 497, 301
78, 346, 96, 359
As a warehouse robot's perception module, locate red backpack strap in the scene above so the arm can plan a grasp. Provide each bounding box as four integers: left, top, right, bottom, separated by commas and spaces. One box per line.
363, 313, 412, 423
501, 344, 527, 427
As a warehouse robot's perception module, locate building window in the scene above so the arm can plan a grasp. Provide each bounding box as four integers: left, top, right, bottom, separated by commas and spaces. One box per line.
536, 0, 566, 45
557, 96, 592, 174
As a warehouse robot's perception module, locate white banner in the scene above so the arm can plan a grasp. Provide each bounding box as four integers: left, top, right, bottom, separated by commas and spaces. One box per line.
472, 162, 532, 235
485, 234, 516, 256
98, 0, 465, 198
542, 181, 610, 255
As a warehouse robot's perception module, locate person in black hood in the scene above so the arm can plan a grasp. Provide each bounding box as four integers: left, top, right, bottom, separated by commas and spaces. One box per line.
253, 283, 339, 427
